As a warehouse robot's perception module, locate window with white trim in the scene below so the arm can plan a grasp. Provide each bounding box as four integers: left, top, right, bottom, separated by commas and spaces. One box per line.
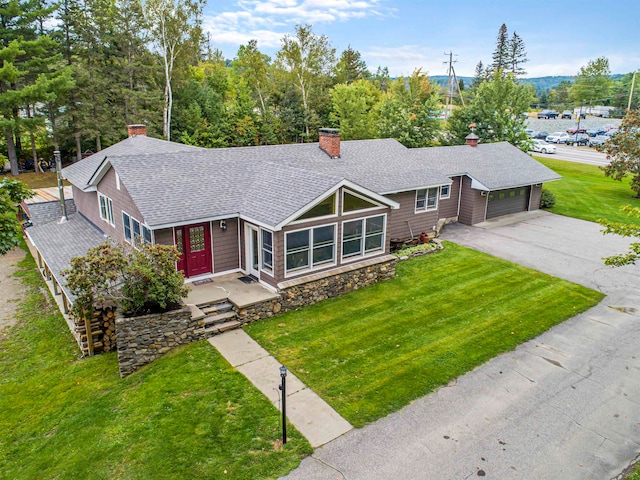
122, 212, 132, 242
415, 187, 439, 212
285, 225, 336, 274
98, 193, 114, 225
122, 212, 151, 247
261, 230, 273, 274
294, 193, 336, 221
342, 215, 385, 260
440, 184, 450, 199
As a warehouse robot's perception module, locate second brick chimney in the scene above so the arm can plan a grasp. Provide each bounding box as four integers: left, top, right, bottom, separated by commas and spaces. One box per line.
127, 124, 147, 137
465, 133, 479, 147
319, 128, 340, 158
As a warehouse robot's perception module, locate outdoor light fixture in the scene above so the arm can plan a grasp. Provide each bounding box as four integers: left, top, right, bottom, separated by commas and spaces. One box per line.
279, 365, 288, 444
220, 220, 227, 231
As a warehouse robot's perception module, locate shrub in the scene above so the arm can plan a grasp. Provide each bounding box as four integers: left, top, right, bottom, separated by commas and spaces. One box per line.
0, 178, 33, 255
540, 188, 556, 209
64, 242, 189, 319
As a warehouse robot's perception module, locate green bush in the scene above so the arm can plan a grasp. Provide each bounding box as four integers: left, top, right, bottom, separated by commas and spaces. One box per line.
540, 188, 556, 209
64, 241, 189, 319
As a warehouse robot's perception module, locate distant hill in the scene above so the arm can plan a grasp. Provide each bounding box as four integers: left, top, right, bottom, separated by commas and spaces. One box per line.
431, 74, 624, 95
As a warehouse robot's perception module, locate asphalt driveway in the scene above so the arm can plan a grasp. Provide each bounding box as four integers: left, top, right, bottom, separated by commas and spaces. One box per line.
282, 212, 640, 480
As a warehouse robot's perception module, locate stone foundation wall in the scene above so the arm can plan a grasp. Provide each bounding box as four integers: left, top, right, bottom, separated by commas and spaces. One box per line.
237, 257, 397, 323
71, 305, 117, 356
116, 306, 201, 377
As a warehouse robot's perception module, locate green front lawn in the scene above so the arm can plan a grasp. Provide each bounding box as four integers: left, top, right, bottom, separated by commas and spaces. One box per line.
535, 157, 640, 225
0, 250, 311, 480
247, 243, 602, 427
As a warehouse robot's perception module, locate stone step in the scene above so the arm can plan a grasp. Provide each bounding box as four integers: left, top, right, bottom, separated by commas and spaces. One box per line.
201, 301, 234, 314
204, 320, 241, 336
203, 311, 237, 327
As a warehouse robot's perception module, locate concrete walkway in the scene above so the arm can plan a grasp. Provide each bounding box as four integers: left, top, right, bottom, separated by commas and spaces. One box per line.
282, 213, 640, 480
208, 329, 353, 447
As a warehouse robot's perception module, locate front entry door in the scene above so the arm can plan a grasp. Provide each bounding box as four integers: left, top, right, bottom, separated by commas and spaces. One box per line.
246, 225, 260, 278
175, 223, 213, 278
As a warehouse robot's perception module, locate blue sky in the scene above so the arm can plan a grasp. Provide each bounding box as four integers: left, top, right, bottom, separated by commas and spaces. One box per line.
202, 0, 640, 78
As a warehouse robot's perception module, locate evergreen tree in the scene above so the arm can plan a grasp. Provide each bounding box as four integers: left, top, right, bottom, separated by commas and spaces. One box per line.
0, 0, 59, 175
508, 32, 528, 77
489, 23, 509, 76
472, 61, 486, 88
334, 46, 370, 84
372, 66, 391, 92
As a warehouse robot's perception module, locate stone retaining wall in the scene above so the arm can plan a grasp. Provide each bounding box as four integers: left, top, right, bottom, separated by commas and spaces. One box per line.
116, 305, 201, 377
237, 256, 397, 323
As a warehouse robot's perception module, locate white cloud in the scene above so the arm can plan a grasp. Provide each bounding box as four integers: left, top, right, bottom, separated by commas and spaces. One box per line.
203, 0, 392, 53
363, 45, 452, 77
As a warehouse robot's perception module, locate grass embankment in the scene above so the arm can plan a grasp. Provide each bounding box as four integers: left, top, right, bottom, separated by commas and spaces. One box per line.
535, 157, 640, 225
247, 243, 602, 427
0, 250, 310, 480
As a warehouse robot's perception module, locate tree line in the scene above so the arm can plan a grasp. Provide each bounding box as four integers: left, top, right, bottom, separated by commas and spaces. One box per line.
1, 6, 637, 176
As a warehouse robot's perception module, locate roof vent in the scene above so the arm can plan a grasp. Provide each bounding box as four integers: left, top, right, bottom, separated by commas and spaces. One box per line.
319, 128, 340, 158
465, 133, 479, 147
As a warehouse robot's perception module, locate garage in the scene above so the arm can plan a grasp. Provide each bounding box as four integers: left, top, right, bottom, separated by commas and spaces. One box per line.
486, 187, 530, 219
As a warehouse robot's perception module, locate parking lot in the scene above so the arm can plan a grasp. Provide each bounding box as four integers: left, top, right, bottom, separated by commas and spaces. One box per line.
526, 116, 620, 134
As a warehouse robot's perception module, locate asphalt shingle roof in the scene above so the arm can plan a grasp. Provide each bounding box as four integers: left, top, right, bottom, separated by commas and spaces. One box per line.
62, 135, 560, 228
26, 214, 107, 299
62, 136, 207, 188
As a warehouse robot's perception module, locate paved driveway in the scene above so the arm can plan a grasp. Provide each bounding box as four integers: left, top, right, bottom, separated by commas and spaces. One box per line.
283, 212, 640, 480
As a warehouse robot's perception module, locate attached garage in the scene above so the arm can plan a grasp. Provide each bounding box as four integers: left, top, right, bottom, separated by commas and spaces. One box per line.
486, 187, 531, 219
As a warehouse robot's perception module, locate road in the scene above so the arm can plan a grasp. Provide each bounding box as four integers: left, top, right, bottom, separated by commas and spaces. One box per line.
533, 144, 610, 166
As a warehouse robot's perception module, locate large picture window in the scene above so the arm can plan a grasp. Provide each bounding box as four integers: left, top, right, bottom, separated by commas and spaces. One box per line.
98, 193, 114, 225
342, 215, 385, 260
415, 187, 439, 212
285, 225, 336, 274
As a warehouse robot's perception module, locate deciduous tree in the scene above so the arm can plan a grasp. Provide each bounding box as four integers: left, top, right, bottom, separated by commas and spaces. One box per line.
276, 24, 335, 140
329, 79, 379, 140
571, 57, 613, 107
599, 108, 640, 196
599, 206, 640, 266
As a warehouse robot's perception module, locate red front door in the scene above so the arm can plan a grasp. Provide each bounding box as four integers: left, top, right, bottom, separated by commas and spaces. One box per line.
175, 223, 213, 278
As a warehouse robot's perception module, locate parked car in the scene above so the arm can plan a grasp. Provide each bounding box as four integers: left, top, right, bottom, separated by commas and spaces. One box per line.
588, 135, 609, 147
525, 129, 536, 138
586, 127, 606, 137
561, 110, 572, 119
531, 139, 557, 154
546, 132, 570, 143
566, 128, 587, 134
604, 129, 618, 137
538, 110, 559, 119
565, 133, 590, 146
533, 131, 549, 139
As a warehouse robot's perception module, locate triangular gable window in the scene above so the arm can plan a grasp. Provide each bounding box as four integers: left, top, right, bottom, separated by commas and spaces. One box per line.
343, 191, 380, 213
295, 193, 336, 221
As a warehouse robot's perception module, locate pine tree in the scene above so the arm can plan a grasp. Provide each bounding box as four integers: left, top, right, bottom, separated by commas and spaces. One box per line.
334, 46, 370, 84
508, 32, 528, 77
0, 0, 60, 175
489, 23, 509, 76
472, 61, 486, 88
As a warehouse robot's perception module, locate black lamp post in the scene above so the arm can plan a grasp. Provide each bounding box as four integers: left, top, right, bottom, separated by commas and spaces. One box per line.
279, 365, 287, 444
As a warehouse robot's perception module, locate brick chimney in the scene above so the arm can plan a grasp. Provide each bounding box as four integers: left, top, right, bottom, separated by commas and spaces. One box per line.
465, 133, 479, 147
127, 124, 147, 137
319, 128, 340, 158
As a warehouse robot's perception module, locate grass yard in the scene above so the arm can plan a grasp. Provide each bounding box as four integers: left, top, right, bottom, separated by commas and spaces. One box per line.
247, 243, 603, 428
535, 157, 640, 225
1, 171, 68, 189
0, 250, 311, 480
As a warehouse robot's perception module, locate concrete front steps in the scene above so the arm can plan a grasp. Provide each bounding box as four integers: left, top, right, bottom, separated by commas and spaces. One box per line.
189, 300, 241, 337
